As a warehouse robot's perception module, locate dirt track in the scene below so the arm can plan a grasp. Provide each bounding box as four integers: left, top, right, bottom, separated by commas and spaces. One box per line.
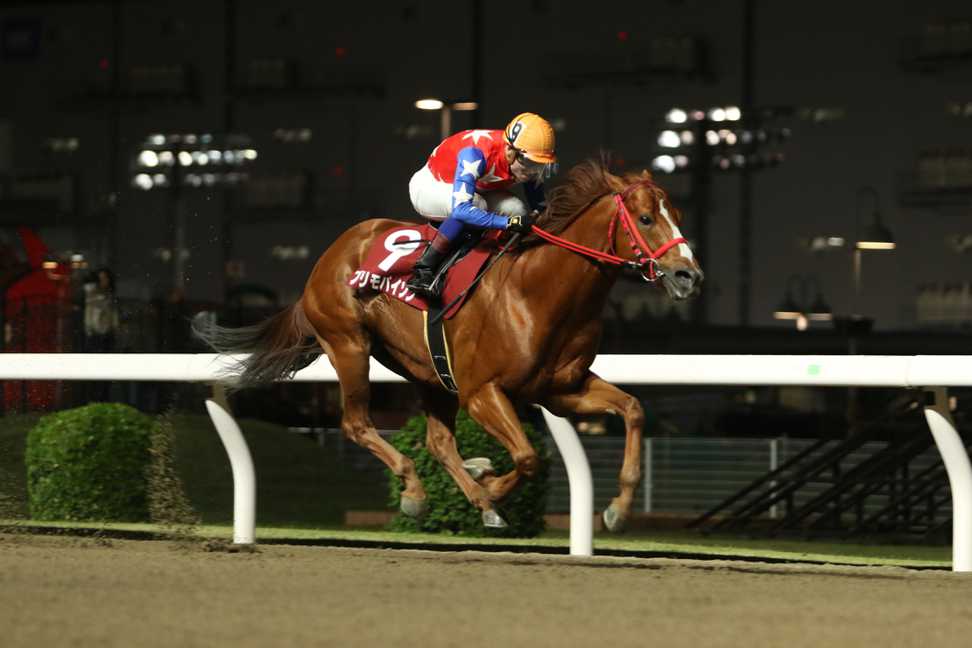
2, 532, 972, 648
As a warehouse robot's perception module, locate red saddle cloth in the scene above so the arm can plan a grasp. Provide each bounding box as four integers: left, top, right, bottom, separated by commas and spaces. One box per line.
347, 224, 499, 319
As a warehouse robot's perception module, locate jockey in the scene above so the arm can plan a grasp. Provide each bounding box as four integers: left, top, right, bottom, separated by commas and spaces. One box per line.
406, 112, 557, 297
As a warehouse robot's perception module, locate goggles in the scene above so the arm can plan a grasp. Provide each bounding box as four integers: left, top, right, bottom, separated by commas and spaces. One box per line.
514, 152, 559, 180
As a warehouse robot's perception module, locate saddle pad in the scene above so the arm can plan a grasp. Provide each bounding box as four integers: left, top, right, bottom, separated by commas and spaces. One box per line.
347, 224, 497, 320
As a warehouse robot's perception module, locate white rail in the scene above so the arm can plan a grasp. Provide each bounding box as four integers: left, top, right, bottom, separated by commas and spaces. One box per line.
1, 353, 970, 569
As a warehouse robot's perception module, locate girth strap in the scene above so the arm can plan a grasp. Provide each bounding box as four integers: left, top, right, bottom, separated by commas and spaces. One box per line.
423, 307, 458, 393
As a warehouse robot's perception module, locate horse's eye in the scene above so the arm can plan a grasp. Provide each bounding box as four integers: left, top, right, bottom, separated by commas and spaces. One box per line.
640, 214, 653, 226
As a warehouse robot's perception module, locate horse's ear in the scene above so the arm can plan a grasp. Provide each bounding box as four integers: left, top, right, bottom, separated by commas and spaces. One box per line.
641, 169, 654, 181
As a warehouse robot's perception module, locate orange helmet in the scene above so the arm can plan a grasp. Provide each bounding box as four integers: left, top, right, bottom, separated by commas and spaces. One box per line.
504, 113, 557, 164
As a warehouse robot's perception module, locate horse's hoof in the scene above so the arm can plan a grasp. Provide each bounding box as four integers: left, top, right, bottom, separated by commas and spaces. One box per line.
463, 457, 496, 480
400, 495, 428, 519
482, 509, 508, 529
602, 505, 627, 533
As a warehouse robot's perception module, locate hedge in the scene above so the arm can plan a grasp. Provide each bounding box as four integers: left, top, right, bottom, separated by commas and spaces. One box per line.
25, 403, 158, 521
387, 410, 549, 537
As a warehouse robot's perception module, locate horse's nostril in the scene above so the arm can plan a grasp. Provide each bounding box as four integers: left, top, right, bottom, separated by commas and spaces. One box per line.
675, 269, 698, 286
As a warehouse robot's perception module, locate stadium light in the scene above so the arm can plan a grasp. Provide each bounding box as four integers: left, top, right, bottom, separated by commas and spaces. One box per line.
651, 155, 677, 173
133, 133, 258, 190
414, 98, 479, 139
415, 98, 445, 110
665, 108, 688, 124
138, 150, 159, 167
657, 130, 681, 148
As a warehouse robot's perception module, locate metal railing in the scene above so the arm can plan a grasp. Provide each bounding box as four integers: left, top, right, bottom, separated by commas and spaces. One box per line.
1, 353, 971, 569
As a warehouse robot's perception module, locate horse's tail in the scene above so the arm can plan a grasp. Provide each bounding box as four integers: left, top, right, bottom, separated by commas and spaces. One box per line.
192, 302, 319, 391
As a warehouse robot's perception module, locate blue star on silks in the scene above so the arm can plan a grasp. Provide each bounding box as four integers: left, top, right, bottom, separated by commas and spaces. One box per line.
452, 184, 473, 204
443, 146, 509, 233
459, 157, 482, 179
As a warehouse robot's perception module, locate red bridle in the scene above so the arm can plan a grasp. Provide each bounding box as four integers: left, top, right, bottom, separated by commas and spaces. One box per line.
528, 179, 688, 282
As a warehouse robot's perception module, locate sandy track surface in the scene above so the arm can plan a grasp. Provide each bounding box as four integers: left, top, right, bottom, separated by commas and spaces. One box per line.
2, 532, 971, 648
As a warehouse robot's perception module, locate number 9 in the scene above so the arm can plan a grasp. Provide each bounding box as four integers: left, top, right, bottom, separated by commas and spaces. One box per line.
378, 229, 423, 272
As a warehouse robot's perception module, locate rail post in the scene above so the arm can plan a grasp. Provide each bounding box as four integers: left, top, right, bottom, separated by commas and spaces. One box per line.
923, 387, 972, 572
205, 383, 256, 545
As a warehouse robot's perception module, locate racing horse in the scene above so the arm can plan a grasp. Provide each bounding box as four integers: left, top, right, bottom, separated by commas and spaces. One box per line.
197, 159, 703, 531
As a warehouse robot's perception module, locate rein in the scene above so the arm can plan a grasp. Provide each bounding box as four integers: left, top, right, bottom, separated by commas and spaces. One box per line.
528, 180, 687, 282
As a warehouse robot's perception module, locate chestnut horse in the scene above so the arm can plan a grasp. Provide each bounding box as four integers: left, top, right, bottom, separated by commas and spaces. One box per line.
197, 159, 702, 531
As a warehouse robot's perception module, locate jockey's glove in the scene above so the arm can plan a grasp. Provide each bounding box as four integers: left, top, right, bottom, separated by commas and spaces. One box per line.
506, 211, 535, 234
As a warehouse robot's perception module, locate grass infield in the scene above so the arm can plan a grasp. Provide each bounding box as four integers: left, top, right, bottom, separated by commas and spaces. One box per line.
0, 411, 954, 569
0, 519, 952, 569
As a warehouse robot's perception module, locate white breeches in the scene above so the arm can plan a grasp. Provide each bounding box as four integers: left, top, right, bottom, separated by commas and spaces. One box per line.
408, 165, 528, 222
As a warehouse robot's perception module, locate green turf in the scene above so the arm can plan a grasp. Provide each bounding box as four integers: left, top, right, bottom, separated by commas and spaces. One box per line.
0, 411, 387, 526
1, 519, 951, 568
0, 413, 38, 518
0, 411, 954, 569
162, 413, 387, 525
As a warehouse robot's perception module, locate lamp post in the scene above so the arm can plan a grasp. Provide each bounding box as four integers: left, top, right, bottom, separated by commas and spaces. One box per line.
845, 187, 896, 428
415, 98, 480, 140
852, 186, 896, 324
773, 274, 832, 331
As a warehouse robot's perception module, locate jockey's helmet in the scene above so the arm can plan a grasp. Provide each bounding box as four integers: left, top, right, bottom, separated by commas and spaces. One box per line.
504, 113, 557, 164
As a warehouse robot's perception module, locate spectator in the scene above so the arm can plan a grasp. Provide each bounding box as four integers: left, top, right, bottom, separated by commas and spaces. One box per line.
83, 267, 119, 352
83, 268, 119, 403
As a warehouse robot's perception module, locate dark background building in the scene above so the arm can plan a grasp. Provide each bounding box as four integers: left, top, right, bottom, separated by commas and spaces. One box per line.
1, 0, 970, 333
1, 0, 971, 538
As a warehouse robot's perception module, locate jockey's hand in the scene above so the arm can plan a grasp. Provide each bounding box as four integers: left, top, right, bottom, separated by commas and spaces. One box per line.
506, 211, 535, 234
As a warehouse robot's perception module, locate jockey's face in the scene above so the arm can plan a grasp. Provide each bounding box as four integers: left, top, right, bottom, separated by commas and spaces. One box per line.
507, 146, 548, 183
511, 158, 541, 183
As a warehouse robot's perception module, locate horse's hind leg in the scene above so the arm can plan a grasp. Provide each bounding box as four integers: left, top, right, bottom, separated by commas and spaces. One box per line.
421, 387, 506, 528
465, 382, 539, 506
544, 373, 644, 533
321, 336, 427, 518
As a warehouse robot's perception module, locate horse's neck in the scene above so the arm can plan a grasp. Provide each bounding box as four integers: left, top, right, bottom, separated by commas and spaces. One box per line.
519, 198, 620, 318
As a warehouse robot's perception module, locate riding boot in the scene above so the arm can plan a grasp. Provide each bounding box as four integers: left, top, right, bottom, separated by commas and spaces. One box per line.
407, 242, 450, 298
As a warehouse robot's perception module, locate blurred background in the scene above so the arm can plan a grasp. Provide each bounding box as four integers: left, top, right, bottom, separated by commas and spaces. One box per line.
1, 0, 971, 532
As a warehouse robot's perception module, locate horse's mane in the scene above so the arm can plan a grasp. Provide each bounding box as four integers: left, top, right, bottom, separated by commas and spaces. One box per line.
520, 158, 621, 247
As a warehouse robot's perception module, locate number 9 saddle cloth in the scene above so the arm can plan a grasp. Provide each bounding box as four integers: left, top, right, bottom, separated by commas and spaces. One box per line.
346, 224, 499, 320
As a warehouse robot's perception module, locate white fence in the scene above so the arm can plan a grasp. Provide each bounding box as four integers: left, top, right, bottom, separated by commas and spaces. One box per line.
1, 353, 971, 570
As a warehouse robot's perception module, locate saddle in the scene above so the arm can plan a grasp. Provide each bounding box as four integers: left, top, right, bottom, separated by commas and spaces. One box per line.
348, 224, 503, 393
347, 224, 499, 320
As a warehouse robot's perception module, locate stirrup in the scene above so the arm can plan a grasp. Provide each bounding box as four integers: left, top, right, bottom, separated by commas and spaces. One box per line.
407, 270, 439, 298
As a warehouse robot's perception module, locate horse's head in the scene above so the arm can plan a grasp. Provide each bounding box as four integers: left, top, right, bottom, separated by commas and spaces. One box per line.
613, 171, 703, 300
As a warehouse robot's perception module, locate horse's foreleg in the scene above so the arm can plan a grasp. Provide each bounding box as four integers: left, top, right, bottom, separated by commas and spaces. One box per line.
323, 337, 427, 517
421, 388, 503, 526
465, 382, 539, 506
544, 373, 645, 532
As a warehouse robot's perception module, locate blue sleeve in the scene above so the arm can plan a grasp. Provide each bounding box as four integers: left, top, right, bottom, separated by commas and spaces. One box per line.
523, 180, 547, 213
451, 146, 510, 229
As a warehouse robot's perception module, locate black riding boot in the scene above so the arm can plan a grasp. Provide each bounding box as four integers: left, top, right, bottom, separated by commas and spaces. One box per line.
407, 242, 450, 298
